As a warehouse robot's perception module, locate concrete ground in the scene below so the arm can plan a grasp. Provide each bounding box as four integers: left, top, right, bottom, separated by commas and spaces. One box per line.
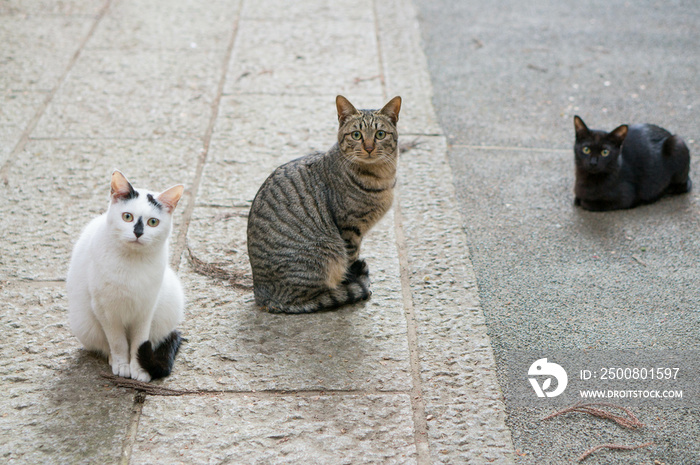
1, 0, 511, 464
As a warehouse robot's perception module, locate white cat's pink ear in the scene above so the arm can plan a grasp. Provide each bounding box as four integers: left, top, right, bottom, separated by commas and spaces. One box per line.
379, 96, 401, 125
157, 185, 184, 212
110, 170, 136, 202
336, 95, 359, 125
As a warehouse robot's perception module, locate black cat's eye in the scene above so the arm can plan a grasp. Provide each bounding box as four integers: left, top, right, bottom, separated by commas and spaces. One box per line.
351, 131, 362, 140
601, 149, 610, 157
376, 130, 386, 140
122, 212, 134, 222
147, 218, 160, 227
582, 147, 591, 154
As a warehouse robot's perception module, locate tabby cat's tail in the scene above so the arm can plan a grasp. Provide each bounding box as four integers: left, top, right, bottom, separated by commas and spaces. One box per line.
137, 330, 182, 379
265, 260, 372, 314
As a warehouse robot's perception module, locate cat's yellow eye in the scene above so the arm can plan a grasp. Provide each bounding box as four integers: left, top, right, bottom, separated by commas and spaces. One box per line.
601, 149, 610, 157
582, 147, 591, 154
376, 130, 386, 140
351, 131, 362, 140
147, 218, 160, 227
122, 212, 134, 222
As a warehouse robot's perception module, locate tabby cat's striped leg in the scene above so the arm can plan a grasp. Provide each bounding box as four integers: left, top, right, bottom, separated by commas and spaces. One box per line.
340, 226, 363, 262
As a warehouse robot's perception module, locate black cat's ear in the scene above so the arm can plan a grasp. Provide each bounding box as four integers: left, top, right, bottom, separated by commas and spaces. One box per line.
573, 115, 589, 138
379, 96, 402, 125
110, 170, 137, 202
336, 95, 359, 126
610, 124, 628, 143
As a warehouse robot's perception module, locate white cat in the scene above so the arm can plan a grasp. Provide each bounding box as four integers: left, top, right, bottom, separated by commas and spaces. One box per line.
67, 170, 185, 382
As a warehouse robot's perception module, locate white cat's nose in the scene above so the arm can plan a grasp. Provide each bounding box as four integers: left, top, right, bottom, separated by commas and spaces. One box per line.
134, 218, 144, 238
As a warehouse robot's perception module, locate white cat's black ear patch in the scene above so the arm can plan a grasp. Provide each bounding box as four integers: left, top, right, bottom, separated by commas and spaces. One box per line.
111, 170, 138, 202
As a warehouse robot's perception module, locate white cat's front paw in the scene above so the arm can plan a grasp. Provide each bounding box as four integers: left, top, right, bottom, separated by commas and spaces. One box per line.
112, 361, 130, 379
130, 360, 151, 382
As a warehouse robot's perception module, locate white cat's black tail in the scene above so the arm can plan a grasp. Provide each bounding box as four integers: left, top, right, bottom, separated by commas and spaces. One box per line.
136, 330, 182, 379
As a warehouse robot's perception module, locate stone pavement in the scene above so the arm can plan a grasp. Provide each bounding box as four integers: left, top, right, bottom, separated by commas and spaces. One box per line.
0, 0, 514, 463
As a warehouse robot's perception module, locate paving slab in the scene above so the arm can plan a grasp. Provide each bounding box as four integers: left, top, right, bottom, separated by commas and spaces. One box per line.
0, 0, 517, 463
0, 284, 135, 465
132, 393, 417, 464
0, 139, 200, 280
88, 0, 241, 52
0, 15, 94, 92
33, 49, 223, 140
225, 17, 382, 97
179, 208, 412, 392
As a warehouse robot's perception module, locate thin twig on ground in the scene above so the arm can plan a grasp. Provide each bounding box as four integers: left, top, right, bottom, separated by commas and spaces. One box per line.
100, 372, 218, 396
578, 441, 653, 462
542, 402, 645, 429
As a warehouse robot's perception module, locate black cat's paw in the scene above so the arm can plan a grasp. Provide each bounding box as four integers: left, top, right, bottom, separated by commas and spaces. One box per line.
667, 178, 692, 195
574, 197, 581, 206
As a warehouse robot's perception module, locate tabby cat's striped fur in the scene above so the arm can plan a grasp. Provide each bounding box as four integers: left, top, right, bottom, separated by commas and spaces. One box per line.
247, 95, 402, 313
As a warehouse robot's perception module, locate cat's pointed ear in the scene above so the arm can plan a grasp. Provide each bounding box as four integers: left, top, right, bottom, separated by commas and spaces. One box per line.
336, 95, 359, 125
573, 115, 589, 138
110, 170, 137, 203
610, 124, 628, 143
157, 185, 185, 213
379, 96, 402, 125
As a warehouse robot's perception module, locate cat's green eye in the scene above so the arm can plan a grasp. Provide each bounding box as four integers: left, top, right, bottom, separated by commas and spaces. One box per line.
122, 212, 134, 222
376, 130, 386, 140
351, 131, 362, 140
582, 147, 591, 154
601, 149, 610, 157
147, 218, 160, 227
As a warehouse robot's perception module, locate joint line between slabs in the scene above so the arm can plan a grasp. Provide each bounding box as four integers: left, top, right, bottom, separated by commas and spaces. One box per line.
374, 0, 431, 461
122, 2, 244, 462
170, 4, 243, 271
0, 0, 113, 184
392, 192, 432, 461
120, 398, 144, 465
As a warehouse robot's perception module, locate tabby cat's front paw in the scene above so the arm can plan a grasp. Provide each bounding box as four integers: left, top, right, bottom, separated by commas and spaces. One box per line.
130, 360, 151, 382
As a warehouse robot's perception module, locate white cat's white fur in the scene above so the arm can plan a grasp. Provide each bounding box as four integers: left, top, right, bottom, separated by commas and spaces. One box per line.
67, 170, 185, 382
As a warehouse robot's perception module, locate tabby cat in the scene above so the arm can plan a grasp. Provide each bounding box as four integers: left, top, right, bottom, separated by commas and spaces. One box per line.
247, 95, 402, 313
573, 115, 691, 211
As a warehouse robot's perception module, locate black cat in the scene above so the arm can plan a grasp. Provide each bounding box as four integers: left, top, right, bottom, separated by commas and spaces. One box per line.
573, 115, 691, 211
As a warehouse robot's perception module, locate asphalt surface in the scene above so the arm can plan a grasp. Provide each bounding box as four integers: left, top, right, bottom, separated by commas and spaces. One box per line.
415, 0, 700, 463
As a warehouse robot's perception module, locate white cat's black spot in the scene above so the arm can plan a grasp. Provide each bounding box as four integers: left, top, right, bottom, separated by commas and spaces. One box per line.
125, 185, 139, 200
147, 193, 162, 210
